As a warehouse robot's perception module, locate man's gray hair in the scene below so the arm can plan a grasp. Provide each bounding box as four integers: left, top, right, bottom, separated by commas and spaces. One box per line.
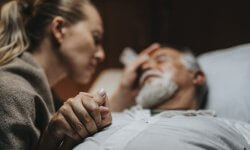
180, 52, 200, 73
180, 51, 208, 108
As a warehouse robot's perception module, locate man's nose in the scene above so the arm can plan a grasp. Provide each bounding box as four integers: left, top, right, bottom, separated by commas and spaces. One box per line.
94, 46, 105, 64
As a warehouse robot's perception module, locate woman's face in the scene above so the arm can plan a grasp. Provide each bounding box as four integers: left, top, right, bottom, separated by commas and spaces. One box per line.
59, 4, 105, 84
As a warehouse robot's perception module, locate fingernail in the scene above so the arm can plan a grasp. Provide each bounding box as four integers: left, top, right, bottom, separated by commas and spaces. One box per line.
98, 88, 106, 97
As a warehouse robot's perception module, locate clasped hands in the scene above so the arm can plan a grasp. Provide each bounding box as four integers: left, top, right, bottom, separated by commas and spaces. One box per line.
38, 89, 112, 150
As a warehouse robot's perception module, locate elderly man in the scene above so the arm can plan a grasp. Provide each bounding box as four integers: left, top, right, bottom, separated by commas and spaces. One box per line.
74, 44, 250, 150
110, 43, 207, 112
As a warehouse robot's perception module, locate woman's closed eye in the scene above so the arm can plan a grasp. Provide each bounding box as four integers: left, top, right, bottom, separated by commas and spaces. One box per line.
93, 32, 103, 46
95, 36, 102, 45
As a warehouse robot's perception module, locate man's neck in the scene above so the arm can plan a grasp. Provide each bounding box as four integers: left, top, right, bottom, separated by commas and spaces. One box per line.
155, 87, 198, 110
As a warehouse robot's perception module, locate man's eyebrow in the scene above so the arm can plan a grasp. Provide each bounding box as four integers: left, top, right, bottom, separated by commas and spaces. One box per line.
153, 51, 168, 57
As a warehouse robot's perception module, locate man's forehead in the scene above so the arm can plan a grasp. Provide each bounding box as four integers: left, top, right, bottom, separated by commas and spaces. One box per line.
149, 47, 182, 58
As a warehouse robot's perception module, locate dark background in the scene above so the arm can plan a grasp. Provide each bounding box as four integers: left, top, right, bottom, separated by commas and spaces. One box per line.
54, 0, 250, 100
93, 0, 250, 68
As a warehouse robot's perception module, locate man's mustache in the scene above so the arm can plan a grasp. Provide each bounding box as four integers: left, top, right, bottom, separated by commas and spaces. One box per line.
139, 70, 163, 86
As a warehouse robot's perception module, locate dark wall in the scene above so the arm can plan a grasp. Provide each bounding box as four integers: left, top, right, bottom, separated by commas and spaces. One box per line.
166, 0, 250, 52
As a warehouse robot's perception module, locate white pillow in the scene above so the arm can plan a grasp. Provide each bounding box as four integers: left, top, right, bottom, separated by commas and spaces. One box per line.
198, 43, 250, 123
89, 69, 123, 97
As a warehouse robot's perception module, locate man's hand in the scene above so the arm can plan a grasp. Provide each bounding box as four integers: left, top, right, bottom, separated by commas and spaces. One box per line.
110, 43, 161, 112
38, 90, 112, 150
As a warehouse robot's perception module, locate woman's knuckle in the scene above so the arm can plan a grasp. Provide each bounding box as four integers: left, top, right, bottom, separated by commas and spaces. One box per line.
83, 113, 91, 123
67, 98, 74, 102
79, 92, 85, 97
88, 124, 97, 134
91, 105, 99, 113
74, 122, 84, 131
59, 105, 69, 113
66, 98, 74, 104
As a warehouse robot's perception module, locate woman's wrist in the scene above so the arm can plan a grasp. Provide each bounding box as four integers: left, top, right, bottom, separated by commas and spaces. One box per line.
37, 127, 61, 150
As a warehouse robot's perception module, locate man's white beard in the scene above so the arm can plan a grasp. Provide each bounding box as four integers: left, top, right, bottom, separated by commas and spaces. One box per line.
135, 70, 178, 108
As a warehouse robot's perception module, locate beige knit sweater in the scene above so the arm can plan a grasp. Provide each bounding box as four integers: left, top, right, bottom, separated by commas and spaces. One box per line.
0, 52, 55, 149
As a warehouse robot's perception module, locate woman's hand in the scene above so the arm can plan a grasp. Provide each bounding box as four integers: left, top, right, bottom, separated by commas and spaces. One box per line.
110, 43, 161, 112
38, 90, 112, 150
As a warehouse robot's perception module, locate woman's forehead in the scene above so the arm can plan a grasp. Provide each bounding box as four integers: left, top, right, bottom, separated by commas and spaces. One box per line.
84, 4, 103, 29
84, 5, 104, 34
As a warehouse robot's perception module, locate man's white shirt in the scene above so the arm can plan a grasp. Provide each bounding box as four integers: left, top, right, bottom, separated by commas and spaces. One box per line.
75, 106, 250, 150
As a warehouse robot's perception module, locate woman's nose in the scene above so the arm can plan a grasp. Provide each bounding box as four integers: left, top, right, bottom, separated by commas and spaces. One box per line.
94, 46, 105, 63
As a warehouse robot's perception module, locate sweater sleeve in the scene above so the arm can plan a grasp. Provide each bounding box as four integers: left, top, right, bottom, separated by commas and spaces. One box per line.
0, 76, 49, 149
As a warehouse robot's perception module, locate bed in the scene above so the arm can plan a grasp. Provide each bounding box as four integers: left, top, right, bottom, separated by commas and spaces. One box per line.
75, 44, 250, 150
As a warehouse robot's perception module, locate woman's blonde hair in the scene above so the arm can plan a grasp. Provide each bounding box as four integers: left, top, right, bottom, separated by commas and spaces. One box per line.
0, 0, 91, 66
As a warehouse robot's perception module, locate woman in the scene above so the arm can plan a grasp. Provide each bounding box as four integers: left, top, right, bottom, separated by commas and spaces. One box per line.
0, 0, 111, 149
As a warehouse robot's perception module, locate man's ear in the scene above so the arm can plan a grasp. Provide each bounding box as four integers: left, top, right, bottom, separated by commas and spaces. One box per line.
192, 71, 206, 86
50, 16, 66, 45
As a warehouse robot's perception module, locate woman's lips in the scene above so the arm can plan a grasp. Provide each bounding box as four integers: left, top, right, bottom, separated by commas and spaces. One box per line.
87, 65, 96, 75
89, 61, 97, 73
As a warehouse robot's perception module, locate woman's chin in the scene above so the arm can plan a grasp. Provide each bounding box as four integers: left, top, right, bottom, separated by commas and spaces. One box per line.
73, 73, 93, 85
76, 77, 90, 85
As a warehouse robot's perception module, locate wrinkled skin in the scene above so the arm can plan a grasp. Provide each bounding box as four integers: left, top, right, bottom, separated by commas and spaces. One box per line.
39, 91, 112, 150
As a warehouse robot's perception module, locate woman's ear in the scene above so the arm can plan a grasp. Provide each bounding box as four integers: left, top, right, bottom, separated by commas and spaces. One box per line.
192, 71, 206, 86
50, 16, 66, 44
